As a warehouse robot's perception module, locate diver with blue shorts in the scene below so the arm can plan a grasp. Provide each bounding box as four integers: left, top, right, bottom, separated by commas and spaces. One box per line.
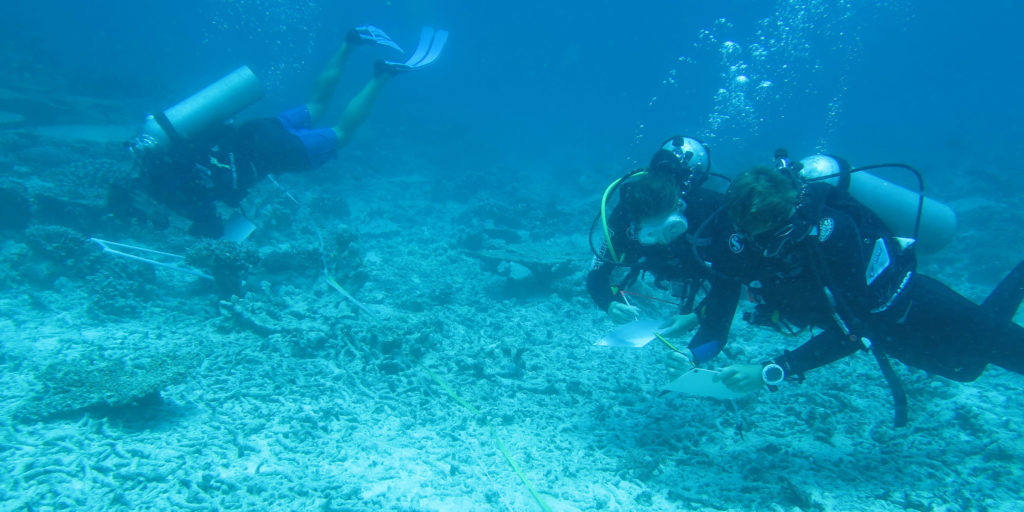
111, 25, 449, 238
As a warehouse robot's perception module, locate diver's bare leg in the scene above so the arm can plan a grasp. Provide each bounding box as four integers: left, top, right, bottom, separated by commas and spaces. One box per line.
332, 74, 391, 147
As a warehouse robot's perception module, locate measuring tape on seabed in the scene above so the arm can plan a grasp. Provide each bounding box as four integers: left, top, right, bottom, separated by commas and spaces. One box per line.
422, 365, 553, 512
267, 175, 378, 322
269, 177, 546, 506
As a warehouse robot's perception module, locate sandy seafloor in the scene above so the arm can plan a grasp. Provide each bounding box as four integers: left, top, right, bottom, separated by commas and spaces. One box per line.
1, 83, 1024, 512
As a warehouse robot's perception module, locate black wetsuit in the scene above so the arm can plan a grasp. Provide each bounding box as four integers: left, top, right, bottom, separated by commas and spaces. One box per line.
587, 187, 741, 364
699, 182, 1024, 382
122, 117, 313, 238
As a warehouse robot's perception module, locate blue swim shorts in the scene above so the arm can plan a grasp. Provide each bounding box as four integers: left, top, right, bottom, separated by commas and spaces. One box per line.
276, 106, 340, 169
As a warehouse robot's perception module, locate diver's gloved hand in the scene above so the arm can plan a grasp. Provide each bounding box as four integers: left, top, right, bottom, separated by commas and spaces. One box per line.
714, 364, 764, 394
666, 350, 696, 374
346, 25, 404, 52
658, 313, 699, 337
607, 301, 641, 324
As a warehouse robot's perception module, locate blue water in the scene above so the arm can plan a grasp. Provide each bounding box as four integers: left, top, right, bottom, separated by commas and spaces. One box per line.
3, 1, 1023, 510
5, 0, 1020, 173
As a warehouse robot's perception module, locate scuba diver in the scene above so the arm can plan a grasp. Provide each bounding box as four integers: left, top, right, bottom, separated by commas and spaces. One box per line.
110, 25, 449, 239
694, 155, 1024, 426
586, 136, 742, 366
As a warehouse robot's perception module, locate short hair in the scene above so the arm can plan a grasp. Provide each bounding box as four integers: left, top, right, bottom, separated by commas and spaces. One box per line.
725, 167, 799, 235
619, 169, 682, 221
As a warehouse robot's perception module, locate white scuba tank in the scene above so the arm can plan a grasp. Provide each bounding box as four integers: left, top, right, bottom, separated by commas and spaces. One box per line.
142, 65, 264, 147
798, 155, 956, 253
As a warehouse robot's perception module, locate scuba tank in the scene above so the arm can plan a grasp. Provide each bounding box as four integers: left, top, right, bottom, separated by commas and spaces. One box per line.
141, 66, 264, 149
793, 153, 956, 254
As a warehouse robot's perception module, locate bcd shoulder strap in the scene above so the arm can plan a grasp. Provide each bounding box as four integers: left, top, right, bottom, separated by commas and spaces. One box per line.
804, 224, 909, 428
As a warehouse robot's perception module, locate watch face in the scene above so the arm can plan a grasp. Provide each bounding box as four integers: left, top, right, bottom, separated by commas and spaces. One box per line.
762, 364, 784, 385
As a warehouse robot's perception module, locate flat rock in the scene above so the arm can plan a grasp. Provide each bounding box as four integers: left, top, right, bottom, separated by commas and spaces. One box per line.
24, 124, 136, 144
473, 241, 585, 268
0, 110, 25, 125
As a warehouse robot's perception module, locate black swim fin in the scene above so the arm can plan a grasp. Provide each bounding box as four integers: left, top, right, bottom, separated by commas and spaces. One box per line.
982, 259, 1024, 323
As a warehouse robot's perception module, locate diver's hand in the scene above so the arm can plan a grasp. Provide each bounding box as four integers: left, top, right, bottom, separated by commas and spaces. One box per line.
714, 364, 763, 394
657, 313, 699, 337
607, 301, 640, 324
666, 350, 696, 374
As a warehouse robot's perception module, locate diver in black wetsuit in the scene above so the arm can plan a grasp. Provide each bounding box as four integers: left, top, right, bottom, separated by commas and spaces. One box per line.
586, 136, 742, 366
110, 26, 448, 238
702, 166, 1024, 425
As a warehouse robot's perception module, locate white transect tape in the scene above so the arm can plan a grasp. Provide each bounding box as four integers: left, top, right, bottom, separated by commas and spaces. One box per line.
89, 238, 212, 280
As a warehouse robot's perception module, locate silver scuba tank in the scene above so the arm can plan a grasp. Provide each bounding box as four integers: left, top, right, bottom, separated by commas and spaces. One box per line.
141, 65, 264, 148
798, 154, 956, 253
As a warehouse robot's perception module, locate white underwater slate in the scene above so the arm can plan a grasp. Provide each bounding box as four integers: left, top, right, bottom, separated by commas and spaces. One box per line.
595, 318, 662, 347
662, 368, 751, 400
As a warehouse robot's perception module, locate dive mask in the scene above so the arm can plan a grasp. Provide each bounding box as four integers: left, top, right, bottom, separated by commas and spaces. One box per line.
632, 205, 689, 246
